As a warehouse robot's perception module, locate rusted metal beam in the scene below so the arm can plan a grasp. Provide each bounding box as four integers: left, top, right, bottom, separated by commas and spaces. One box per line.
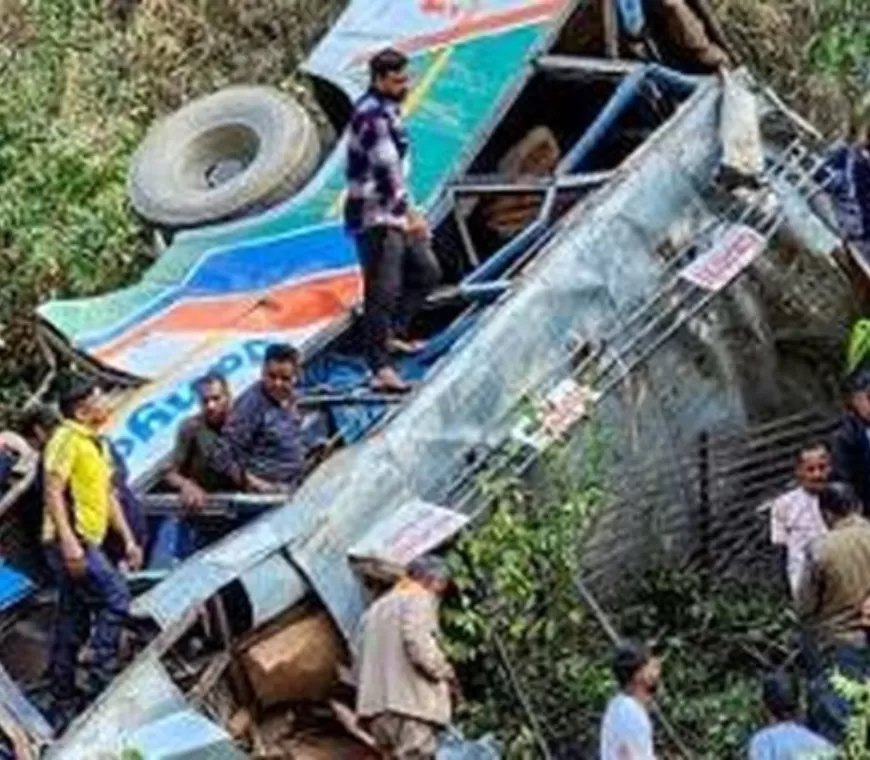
211, 597, 253, 707
139, 492, 287, 517
187, 652, 232, 707
601, 0, 619, 58
536, 54, 639, 77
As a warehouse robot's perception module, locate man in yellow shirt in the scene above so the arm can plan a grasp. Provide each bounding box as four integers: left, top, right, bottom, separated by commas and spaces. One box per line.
42, 378, 142, 722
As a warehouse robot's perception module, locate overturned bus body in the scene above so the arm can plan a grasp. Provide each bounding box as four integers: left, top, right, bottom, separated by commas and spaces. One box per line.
0, 0, 856, 756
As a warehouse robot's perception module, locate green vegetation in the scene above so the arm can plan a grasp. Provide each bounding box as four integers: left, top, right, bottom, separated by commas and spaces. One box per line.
714, 0, 865, 132
0, 0, 342, 421
444, 444, 797, 758
833, 672, 870, 758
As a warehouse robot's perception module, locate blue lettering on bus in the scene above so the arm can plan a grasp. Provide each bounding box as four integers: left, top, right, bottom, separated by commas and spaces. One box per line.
116, 339, 270, 462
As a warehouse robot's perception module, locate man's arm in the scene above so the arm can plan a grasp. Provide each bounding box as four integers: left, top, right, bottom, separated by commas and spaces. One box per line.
796, 551, 824, 622
43, 433, 86, 577
45, 471, 85, 576
364, 112, 411, 224
399, 594, 453, 683
164, 421, 208, 508
107, 492, 142, 570
769, 500, 793, 595
205, 398, 258, 490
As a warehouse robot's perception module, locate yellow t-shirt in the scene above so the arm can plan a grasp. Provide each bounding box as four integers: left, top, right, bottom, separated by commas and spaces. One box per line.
42, 421, 113, 545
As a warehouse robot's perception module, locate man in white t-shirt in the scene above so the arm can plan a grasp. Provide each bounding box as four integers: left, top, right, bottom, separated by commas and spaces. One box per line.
600, 641, 661, 760
769, 443, 831, 599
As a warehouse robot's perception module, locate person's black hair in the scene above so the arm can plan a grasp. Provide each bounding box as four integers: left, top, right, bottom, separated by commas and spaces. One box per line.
612, 640, 651, 690
843, 366, 870, 396
796, 441, 829, 461
19, 404, 61, 437
369, 47, 409, 80
195, 372, 228, 395
761, 671, 800, 721
407, 555, 450, 585
263, 343, 299, 366
57, 375, 99, 419
818, 481, 860, 519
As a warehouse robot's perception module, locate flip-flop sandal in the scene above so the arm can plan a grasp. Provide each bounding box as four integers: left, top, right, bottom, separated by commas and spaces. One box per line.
387, 339, 427, 355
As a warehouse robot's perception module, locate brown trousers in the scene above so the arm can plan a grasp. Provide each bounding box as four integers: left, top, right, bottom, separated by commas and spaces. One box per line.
369, 712, 439, 760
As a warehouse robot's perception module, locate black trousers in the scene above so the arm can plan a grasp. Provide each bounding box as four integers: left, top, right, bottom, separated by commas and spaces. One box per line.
355, 225, 442, 371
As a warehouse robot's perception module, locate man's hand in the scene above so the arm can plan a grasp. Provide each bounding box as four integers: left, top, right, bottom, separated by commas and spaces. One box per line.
447, 668, 463, 703
245, 473, 285, 495
406, 208, 430, 241
180, 481, 208, 512
124, 541, 144, 572
61, 540, 87, 580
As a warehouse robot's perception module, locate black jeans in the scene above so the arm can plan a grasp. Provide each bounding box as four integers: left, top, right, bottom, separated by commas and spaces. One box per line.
355, 225, 442, 372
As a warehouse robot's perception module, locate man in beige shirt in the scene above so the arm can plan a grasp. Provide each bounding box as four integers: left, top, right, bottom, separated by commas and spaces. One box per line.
357, 555, 456, 759
797, 481, 870, 649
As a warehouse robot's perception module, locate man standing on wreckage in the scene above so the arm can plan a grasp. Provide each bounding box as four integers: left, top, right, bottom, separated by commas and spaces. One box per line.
356, 555, 460, 759
41, 377, 143, 730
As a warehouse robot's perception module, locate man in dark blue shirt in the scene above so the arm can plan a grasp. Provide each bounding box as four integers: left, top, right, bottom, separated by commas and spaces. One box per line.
831, 368, 870, 513
207, 343, 306, 493
823, 102, 870, 267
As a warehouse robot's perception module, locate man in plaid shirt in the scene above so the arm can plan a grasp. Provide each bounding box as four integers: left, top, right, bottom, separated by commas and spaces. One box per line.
345, 48, 441, 392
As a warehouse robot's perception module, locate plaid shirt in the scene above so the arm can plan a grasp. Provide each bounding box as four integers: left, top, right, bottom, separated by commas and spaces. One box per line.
344, 89, 411, 233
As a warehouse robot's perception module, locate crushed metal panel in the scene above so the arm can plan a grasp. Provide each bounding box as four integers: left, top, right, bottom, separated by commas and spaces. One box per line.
132, 518, 282, 627
239, 552, 307, 628
124, 709, 245, 760
47, 656, 187, 759
719, 69, 764, 182
0, 661, 52, 744
348, 499, 470, 571
124, 77, 732, 642
302, 0, 565, 98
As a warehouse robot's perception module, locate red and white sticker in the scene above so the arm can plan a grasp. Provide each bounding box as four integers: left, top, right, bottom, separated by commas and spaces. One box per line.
511, 378, 599, 451
679, 224, 766, 292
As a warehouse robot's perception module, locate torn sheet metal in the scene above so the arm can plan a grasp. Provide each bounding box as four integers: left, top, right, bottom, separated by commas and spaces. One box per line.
124, 709, 246, 760
719, 69, 764, 183
239, 552, 307, 629
131, 518, 281, 627
0, 662, 52, 744
348, 500, 470, 572
46, 657, 188, 759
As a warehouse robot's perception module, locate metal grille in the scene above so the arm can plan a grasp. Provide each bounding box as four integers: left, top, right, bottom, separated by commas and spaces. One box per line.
580, 409, 838, 598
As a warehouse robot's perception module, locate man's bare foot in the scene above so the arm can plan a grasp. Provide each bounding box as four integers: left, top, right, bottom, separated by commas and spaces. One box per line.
387, 337, 427, 355
371, 366, 411, 393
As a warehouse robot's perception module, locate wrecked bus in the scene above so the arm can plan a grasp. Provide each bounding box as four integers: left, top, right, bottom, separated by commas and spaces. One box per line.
0, 0, 851, 756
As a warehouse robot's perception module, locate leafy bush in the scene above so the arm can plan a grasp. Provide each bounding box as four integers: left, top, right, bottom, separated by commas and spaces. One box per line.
833, 672, 870, 759
444, 445, 797, 758
712, 0, 864, 133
